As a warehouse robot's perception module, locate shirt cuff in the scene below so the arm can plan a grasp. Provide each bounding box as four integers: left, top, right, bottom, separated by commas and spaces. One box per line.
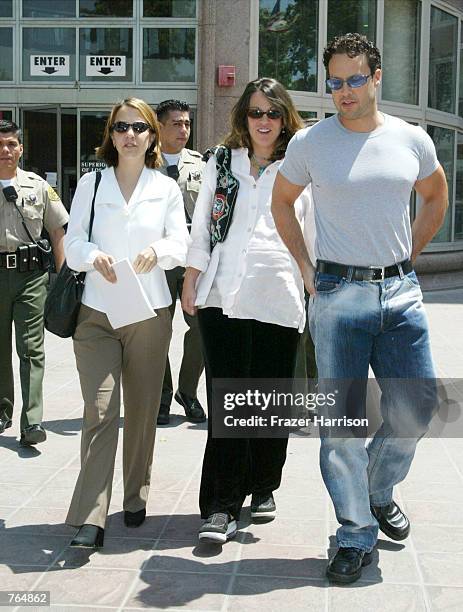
186, 248, 210, 273
85, 248, 101, 266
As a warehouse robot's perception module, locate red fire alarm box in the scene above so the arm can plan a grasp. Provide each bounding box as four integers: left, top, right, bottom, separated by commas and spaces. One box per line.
218, 65, 236, 87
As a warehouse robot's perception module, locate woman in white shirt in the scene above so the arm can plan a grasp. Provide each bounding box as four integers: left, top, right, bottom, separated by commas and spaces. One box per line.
64, 97, 188, 548
182, 78, 310, 544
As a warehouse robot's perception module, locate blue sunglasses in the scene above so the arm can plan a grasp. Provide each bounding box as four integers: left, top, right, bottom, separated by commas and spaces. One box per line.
326, 74, 372, 91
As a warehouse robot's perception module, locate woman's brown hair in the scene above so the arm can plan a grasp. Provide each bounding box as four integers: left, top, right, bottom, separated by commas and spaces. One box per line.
96, 97, 162, 168
223, 78, 304, 161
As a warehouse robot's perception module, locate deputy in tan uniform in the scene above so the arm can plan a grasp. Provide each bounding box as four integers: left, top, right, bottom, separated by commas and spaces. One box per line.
156, 100, 206, 425
0, 120, 68, 446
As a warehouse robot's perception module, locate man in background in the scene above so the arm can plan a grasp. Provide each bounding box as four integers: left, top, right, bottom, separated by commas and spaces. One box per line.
156, 100, 205, 425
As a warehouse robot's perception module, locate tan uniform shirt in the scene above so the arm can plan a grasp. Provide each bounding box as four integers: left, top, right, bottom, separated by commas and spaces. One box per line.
159, 148, 205, 224
0, 168, 69, 252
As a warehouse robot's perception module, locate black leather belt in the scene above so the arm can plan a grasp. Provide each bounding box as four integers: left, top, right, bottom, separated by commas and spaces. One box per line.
0, 247, 48, 272
0, 251, 21, 269
317, 259, 413, 282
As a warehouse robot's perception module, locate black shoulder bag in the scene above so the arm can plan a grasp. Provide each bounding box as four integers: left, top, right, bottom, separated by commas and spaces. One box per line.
44, 171, 102, 338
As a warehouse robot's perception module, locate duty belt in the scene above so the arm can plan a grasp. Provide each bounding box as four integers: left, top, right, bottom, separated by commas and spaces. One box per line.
0, 246, 49, 272
317, 259, 413, 282
0, 252, 19, 269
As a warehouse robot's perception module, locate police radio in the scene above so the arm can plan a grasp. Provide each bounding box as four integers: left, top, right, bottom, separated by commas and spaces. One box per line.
2, 185, 18, 203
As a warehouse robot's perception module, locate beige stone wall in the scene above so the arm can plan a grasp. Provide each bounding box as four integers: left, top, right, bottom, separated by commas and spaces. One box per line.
197, 0, 253, 151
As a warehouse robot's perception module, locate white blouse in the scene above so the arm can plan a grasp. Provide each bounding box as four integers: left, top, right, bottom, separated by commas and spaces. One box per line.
65, 166, 189, 313
187, 148, 315, 332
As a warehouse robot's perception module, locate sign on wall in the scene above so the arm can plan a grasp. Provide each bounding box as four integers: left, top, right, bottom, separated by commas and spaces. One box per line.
86, 56, 126, 77
30, 55, 70, 76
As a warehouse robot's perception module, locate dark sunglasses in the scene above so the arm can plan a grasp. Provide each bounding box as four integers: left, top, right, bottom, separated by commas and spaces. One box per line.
247, 108, 283, 120
111, 121, 152, 134
326, 74, 372, 91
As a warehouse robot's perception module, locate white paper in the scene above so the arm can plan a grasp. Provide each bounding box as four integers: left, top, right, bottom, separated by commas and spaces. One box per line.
92, 258, 156, 329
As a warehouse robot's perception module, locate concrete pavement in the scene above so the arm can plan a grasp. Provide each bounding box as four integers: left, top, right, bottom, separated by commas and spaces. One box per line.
0, 289, 462, 611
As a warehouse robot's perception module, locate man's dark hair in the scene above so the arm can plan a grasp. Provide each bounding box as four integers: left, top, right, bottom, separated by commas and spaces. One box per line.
156, 100, 190, 123
323, 33, 381, 76
0, 119, 22, 143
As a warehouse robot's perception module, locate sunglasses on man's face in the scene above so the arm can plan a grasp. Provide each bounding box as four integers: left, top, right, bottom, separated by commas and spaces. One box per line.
247, 108, 283, 120
111, 121, 152, 134
326, 74, 372, 91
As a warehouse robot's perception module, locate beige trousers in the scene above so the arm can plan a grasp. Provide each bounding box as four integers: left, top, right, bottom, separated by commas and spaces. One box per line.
66, 305, 172, 529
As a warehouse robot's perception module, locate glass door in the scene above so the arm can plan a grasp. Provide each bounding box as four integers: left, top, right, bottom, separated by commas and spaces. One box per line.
21, 106, 77, 210
79, 109, 109, 177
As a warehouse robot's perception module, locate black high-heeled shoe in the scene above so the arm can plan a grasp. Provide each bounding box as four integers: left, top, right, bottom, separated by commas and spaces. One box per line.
70, 524, 104, 548
124, 508, 146, 527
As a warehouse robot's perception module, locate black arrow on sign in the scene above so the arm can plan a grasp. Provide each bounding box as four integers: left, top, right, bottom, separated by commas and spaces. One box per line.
99, 67, 113, 75
43, 67, 58, 74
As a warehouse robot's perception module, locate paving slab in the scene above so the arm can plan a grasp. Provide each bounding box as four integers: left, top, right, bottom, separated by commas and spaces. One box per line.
0, 289, 462, 611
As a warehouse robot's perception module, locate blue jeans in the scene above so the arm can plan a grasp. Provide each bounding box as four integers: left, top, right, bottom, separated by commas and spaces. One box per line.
309, 270, 436, 552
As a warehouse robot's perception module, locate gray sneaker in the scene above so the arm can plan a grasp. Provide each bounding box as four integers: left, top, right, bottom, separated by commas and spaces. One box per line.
198, 512, 237, 543
251, 493, 276, 521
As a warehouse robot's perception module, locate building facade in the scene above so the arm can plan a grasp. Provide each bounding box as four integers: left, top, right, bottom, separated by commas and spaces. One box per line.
1, 0, 462, 287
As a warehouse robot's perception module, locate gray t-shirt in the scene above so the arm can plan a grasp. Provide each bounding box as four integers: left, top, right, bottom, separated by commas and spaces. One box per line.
279, 113, 440, 267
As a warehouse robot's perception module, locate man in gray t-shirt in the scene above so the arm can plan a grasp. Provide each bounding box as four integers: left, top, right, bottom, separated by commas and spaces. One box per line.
272, 33, 448, 585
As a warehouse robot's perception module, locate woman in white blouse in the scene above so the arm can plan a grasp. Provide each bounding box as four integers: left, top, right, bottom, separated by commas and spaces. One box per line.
64, 98, 188, 548
182, 78, 311, 544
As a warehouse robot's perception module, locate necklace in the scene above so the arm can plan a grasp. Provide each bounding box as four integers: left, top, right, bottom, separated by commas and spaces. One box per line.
250, 153, 272, 177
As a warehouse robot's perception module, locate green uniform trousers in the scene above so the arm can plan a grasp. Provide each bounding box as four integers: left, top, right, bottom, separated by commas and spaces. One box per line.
161, 266, 204, 406
0, 268, 48, 431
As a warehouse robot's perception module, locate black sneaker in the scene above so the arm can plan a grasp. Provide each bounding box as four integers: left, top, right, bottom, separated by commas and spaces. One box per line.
198, 512, 237, 544
371, 501, 410, 541
326, 547, 372, 584
251, 493, 276, 521
20, 424, 46, 446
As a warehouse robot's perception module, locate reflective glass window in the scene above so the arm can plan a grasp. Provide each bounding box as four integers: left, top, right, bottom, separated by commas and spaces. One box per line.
455, 133, 463, 241
143, 28, 195, 82
80, 29, 133, 82
143, 0, 196, 18
428, 7, 457, 114
299, 111, 317, 120
0, 28, 13, 81
327, 0, 376, 43
382, 0, 420, 105
0, 110, 13, 120
23, 0, 76, 18
427, 125, 455, 243
259, 0, 318, 92
23, 28, 76, 82
0, 0, 12, 17
459, 23, 463, 119
80, 0, 133, 17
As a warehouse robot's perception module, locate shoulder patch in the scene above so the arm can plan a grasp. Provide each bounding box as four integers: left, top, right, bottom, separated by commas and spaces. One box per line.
47, 185, 61, 202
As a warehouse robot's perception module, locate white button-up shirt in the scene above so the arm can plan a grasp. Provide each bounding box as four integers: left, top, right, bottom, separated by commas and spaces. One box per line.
187, 148, 314, 332
65, 167, 189, 313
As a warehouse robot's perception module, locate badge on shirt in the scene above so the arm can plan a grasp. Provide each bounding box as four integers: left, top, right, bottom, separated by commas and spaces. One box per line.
47, 185, 60, 202
27, 193, 37, 204
190, 171, 202, 181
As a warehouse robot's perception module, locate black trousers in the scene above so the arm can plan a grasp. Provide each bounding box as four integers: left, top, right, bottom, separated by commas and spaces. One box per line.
197, 307, 299, 519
